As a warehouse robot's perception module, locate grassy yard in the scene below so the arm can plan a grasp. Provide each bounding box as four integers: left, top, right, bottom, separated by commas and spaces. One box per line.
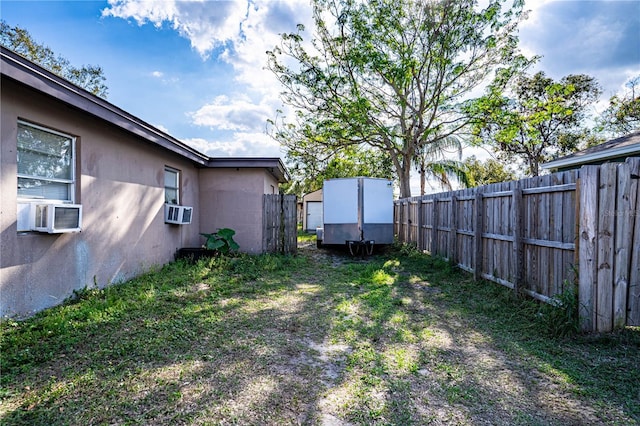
1, 239, 639, 425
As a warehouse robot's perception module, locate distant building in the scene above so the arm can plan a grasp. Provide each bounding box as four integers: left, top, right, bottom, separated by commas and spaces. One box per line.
301, 189, 323, 232
542, 131, 640, 172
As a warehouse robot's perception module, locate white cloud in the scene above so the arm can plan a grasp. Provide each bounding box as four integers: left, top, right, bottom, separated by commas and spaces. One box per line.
189, 94, 273, 131
229, 1, 313, 93
183, 132, 282, 157
520, 0, 640, 92
102, 0, 311, 158
103, 0, 249, 57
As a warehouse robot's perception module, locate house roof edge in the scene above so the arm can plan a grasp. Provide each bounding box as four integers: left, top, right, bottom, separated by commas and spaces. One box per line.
206, 157, 289, 183
1, 46, 210, 165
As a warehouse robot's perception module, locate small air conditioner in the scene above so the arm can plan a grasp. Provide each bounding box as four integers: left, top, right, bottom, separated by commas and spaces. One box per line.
164, 204, 193, 225
31, 203, 82, 233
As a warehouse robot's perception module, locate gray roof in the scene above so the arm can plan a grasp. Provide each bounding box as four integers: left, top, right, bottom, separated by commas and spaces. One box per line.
542, 131, 640, 170
207, 157, 289, 183
1, 46, 289, 183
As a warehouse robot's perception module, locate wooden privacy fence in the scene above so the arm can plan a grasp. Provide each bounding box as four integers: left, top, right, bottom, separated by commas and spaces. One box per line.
394, 157, 640, 332
263, 194, 298, 255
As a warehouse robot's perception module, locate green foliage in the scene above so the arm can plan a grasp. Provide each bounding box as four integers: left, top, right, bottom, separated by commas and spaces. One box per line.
414, 135, 470, 194
0, 20, 108, 97
268, 0, 528, 197
468, 71, 601, 176
391, 240, 422, 258
282, 145, 394, 196
463, 155, 517, 187
535, 283, 581, 338
597, 75, 640, 136
200, 228, 239, 254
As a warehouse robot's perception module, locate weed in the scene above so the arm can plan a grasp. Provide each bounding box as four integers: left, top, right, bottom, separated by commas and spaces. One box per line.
536, 282, 581, 338
200, 228, 239, 254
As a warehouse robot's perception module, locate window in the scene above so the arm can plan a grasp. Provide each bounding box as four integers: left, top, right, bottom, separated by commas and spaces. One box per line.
164, 167, 180, 204
17, 121, 76, 202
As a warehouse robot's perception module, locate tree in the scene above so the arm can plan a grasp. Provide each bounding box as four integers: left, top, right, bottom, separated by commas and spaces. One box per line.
463, 155, 517, 187
267, 0, 528, 198
414, 135, 469, 194
468, 71, 601, 176
1, 20, 108, 98
598, 75, 640, 136
281, 144, 393, 196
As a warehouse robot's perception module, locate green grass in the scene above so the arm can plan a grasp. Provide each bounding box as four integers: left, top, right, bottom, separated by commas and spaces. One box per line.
1, 245, 639, 425
297, 226, 317, 244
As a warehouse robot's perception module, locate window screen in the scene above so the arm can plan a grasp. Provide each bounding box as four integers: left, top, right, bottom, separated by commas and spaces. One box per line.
165, 167, 179, 204
17, 122, 75, 201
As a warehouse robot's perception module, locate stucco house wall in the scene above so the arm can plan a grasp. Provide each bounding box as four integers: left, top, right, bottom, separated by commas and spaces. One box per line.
0, 47, 289, 318
1, 76, 202, 317
199, 168, 280, 254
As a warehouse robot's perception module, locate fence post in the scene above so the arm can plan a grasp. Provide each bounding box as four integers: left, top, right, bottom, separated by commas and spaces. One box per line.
512, 183, 524, 296
393, 201, 398, 240
420, 199, 426, 251
432, 197, 439, 257
579, 166, 599, 332
597, 164, 616, 332
628, 158, 640, 326
413, 201, 420, 250
402, 201, 408, 243
474, 191, 483, 281
613, 161, 633, 328
449, 195, 457, 264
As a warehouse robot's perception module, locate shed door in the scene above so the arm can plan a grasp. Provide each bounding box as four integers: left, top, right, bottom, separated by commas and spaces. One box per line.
306, 201, 323, 231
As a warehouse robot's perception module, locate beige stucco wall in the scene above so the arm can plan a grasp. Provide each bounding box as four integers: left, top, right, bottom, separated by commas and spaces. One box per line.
1, 79, 201, 317
199, 168, 279, 254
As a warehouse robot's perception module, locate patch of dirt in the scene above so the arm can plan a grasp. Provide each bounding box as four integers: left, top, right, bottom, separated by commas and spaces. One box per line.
298, 241, 376, 268
292, 243, 627, 425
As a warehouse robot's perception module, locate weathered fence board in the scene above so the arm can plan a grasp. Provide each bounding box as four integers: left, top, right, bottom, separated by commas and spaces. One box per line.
629, 159, 640, 326
579, 166, 598, 331
613, 161, 633, 328
395, 158, 640, 331
596, 164, 616, 331
263, 194, 297, 255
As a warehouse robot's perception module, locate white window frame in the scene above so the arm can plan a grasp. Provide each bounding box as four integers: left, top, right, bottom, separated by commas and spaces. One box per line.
164, 166, 180, 205
17, 120, 76, 204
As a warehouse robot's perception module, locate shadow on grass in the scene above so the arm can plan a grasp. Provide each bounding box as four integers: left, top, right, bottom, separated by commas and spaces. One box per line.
1, 248, 639, 425
1, 255, 341, 424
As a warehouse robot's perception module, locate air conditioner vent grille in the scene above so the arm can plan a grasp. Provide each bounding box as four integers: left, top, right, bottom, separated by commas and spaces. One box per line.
164, 204, 193, 225
30, 203, 82, 233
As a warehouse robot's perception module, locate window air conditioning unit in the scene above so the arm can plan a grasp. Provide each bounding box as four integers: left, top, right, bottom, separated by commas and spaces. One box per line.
31, 203, 82, 233
164, 204, 193, 225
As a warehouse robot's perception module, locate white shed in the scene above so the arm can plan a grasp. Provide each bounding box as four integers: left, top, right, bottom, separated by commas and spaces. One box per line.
301, 189, 323, 232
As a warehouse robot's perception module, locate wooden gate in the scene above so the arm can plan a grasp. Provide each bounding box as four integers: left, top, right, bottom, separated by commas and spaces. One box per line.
263, 194, 298, 255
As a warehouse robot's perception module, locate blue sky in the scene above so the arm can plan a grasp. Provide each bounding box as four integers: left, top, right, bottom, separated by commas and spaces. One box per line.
1, 0, 639, 191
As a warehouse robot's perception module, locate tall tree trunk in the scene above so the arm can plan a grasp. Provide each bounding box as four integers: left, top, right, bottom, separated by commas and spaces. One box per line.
398, 154, 412, 198
529, 155, 540, 177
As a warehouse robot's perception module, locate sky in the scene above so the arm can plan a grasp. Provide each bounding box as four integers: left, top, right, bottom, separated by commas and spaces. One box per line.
1, 0, 639, 194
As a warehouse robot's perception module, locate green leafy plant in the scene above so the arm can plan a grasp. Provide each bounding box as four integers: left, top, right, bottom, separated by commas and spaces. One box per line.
200, 228, 239, 254
536, 281, 580, 338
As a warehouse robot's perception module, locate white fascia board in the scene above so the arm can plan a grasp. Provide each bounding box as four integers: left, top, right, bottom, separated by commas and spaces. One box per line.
542, 143, 640, 170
